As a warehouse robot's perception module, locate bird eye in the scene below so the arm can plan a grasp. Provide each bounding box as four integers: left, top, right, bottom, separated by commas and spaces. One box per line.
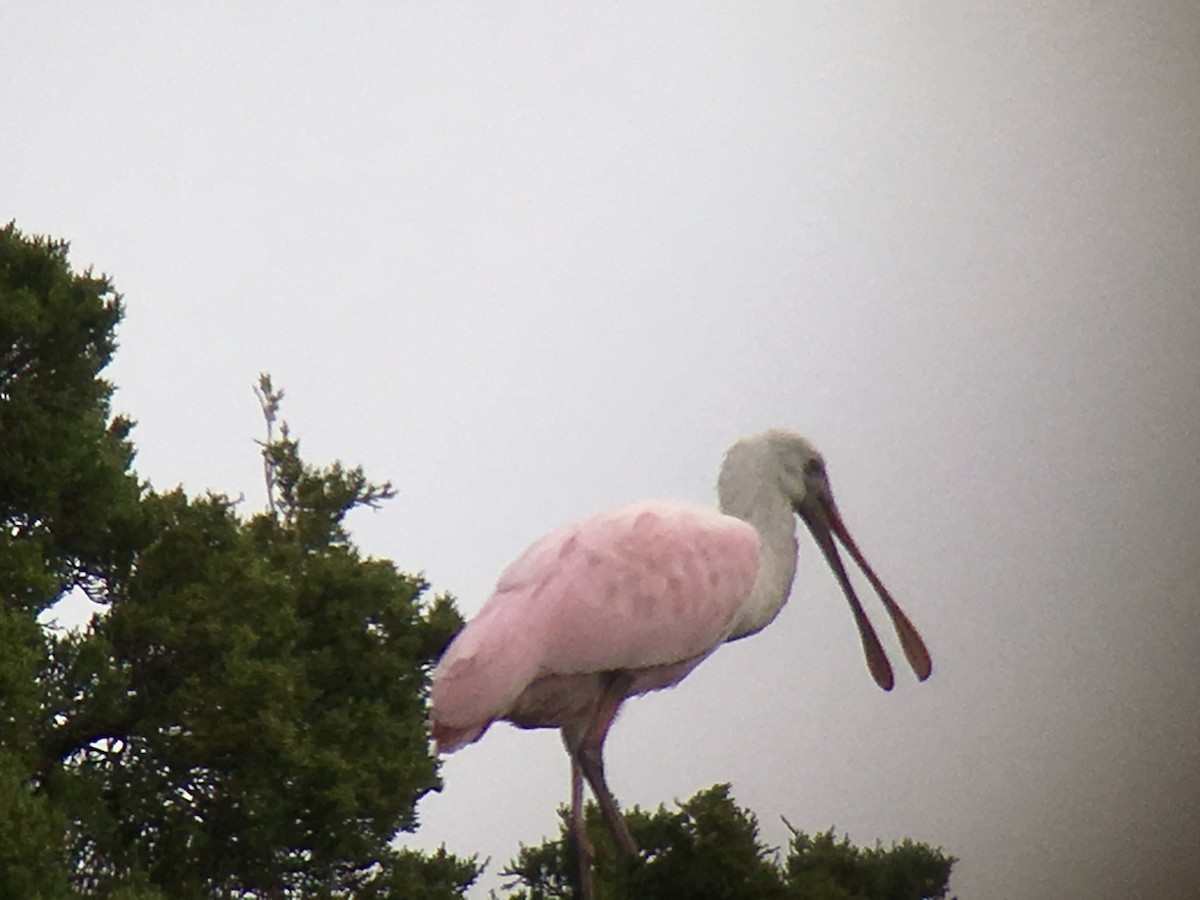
803, 458, 825, 478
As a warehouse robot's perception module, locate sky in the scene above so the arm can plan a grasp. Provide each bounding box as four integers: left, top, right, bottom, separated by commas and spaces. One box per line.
5, 3, 1199, 897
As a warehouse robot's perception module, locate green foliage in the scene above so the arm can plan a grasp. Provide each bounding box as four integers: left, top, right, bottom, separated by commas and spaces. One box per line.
0, 747, 71, 898
784, 827, 954, 900
0, 223, 140, 616
501, 784, 954, 900
345, 846, 480, 899
1, 225, 475, 896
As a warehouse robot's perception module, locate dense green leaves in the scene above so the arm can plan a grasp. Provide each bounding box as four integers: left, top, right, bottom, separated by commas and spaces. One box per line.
783, 828, 954, 900
1, 224, 474, 896
53, 480, 465, 896
501, 784, 955, 900
0, 747, 70, 897
0, 223, 140, 616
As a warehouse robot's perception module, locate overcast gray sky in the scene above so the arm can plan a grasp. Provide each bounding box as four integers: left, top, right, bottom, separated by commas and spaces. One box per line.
5, 4, 1199, 898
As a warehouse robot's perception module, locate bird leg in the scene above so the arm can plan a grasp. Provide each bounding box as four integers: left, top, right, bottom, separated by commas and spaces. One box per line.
568, 673, 639, 858
576, 741, 638, 858
569, 758, 595, 900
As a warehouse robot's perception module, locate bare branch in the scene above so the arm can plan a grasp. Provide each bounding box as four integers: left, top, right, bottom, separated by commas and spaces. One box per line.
253, 373, 284, 516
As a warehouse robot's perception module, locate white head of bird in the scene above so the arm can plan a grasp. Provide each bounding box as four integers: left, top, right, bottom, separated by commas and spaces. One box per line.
718, 428, 931, 689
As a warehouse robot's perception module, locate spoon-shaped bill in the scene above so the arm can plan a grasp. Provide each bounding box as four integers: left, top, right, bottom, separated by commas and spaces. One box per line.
823, 500, 932, 680
799, 494, 933, 687
805, 516, 896, 690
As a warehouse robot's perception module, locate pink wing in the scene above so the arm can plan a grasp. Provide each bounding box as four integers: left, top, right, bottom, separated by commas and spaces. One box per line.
431, 502, 760, 745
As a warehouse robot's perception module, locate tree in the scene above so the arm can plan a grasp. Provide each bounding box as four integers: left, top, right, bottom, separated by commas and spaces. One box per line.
1, 223, 475, 897
500, 784, 955, 900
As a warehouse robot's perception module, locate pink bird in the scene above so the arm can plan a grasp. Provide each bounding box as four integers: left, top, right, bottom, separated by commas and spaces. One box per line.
431, 430, 931, 898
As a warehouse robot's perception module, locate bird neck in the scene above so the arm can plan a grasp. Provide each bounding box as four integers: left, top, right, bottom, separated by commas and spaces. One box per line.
717, 468, 799, 641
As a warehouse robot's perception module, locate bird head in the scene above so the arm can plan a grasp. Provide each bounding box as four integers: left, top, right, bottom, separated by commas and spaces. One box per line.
765, 430, 933, 691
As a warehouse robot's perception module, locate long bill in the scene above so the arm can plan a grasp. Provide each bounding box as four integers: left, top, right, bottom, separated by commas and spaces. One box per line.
799, 495, 933, 691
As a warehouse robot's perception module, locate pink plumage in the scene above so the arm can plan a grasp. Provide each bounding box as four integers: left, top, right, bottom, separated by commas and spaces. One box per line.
430, 501, 759, 752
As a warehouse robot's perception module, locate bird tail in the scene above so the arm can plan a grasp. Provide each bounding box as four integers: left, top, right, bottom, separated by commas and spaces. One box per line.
429, 604, 540, 754
430, 718, 489, 754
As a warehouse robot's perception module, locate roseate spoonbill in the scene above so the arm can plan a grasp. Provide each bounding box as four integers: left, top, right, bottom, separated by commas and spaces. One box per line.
431, 430, 931, 898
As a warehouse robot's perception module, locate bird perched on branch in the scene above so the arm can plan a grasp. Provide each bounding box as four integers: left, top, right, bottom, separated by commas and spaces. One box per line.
432, 429, 931, 899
